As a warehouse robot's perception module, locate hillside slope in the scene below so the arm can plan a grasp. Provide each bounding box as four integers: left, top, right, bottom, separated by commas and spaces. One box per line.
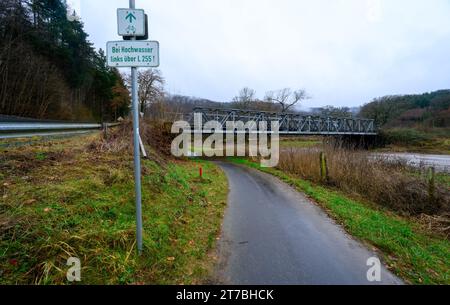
360, 90, 450, 153
360, 90, 450, 129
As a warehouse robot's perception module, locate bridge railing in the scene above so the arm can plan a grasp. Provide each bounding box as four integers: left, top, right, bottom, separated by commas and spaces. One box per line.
188, 107, 377, 135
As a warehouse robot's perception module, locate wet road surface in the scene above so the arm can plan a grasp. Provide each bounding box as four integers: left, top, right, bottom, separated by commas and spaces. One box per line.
375, 153, 450, 173
215, 162, 403, 285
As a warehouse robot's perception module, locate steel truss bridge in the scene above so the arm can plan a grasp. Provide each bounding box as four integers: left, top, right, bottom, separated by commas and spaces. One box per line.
187, 108, 377, 136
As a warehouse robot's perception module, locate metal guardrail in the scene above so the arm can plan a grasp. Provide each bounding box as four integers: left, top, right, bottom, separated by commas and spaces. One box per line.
0, 122, 120, 139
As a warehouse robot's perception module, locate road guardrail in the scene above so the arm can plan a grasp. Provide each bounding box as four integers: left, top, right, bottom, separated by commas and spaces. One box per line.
0, 121, 120, 139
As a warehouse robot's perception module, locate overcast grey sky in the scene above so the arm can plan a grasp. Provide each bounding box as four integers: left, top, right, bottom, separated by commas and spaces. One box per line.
74, 0, 450, 108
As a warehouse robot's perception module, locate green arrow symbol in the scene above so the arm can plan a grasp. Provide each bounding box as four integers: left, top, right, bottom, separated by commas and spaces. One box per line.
126, 12, 136, 23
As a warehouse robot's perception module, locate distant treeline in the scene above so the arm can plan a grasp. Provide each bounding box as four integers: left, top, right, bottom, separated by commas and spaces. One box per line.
0, 0, 130, 122
163, 94, 357, 118
360, 90, 450, 129
164, 92, 283, 114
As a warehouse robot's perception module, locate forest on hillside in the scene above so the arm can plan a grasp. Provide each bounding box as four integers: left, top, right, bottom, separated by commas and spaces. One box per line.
0, 0, 130, 122
360, 90, 450, 129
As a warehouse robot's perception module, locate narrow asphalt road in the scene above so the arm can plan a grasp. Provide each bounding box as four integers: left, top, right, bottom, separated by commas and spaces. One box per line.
214, 162, 403, 285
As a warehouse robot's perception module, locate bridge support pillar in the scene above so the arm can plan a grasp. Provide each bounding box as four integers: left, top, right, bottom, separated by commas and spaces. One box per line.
327, 135, 378, 150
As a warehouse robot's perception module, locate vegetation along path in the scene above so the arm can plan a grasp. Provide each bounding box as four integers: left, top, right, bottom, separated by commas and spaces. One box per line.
0, 133, 228, 284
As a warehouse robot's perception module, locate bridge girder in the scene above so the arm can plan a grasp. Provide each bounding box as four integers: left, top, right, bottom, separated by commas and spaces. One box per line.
187, 108, 377, 136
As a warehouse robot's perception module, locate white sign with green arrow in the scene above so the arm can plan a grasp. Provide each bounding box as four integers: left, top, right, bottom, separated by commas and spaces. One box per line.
117, 8, 145, 36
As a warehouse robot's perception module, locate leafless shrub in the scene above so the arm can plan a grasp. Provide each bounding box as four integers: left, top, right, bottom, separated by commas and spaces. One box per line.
278, 147, 450, 216
87, 120, 173, 165
418, 213, 450, 239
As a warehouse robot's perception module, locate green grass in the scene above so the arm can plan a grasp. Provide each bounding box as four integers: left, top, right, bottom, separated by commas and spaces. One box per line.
280, 137, 322, 148
228, 157, 450, 284
436, 173, 450, 188
0, 136, 228, 284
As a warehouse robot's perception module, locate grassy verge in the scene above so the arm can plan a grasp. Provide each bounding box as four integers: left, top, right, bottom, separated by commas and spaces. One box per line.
228, 157, 449, 284
0, 134, 228, 284
280, 137, 322, 148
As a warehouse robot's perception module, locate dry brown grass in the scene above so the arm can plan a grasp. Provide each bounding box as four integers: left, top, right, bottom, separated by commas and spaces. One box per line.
86, 119, 173, 165
278, 147, 450, 217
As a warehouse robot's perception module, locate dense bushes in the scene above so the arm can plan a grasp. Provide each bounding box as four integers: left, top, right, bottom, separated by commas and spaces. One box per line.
381, 128, 430, 146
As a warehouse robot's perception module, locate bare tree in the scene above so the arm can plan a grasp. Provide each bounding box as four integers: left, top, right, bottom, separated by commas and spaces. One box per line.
312, 106, 353, 118
231, 87, 256, 109
126, 69, 165, 115
265, 88, 309, 113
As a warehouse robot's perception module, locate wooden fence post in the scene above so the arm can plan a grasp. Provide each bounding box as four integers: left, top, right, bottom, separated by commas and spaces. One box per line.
320, 152, 329, 183
102, 123, 108, 140
428, 167, 436, 206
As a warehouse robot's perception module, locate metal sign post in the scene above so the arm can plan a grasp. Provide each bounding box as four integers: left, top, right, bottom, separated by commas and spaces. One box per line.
108, 0, 160, 255
130, 0, 142, 255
